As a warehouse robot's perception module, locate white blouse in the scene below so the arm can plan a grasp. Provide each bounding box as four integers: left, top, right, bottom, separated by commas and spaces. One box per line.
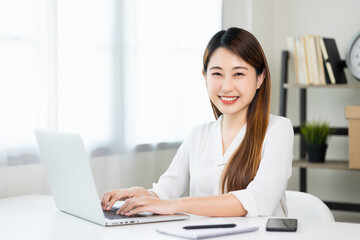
151, 114, 294, 217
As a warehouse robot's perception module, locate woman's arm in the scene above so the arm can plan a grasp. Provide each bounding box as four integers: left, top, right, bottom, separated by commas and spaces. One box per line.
117, 193, 247, 217
177, 194, 247, 216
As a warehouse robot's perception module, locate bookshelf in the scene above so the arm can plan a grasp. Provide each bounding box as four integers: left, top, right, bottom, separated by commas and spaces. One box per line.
279, 50, 360, 212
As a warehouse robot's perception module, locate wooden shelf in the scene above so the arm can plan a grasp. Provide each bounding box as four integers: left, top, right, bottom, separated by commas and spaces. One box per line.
292, 159, 350, 170
283, 83, 360, 89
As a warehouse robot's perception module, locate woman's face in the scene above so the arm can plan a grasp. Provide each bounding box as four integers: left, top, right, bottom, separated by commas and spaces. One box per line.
204, 47, 264, 119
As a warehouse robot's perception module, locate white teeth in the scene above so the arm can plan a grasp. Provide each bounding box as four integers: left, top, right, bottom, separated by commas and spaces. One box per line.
221, 96, 238, 101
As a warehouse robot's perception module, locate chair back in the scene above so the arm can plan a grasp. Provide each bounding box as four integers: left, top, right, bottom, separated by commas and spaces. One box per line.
286, 190, 335, 222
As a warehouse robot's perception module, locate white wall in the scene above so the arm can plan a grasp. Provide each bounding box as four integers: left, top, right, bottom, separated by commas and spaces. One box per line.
0, 163, 50, 198
223, 0, 360, 222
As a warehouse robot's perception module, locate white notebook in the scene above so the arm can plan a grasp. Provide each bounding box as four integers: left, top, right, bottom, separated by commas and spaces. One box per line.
156, 218, 259, 240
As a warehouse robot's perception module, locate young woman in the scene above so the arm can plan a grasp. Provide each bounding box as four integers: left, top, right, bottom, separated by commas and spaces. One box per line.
101, 27, 294, 217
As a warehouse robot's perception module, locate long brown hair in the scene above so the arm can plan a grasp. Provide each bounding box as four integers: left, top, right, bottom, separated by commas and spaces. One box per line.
203, 28, 271, 193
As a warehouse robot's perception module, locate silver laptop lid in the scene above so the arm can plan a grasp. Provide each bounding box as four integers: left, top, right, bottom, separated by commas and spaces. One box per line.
35, 129, 106, 225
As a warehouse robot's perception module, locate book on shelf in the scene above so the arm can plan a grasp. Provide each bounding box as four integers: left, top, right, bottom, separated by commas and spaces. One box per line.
287, 35, 347, 85
286, 37, 300, 84
288, 36, 310, 85
318, 37, 335, 84
300, 36, 311, 85
315, 36, 326, 85
305, 35, 318, 85
320, 37, 347, 84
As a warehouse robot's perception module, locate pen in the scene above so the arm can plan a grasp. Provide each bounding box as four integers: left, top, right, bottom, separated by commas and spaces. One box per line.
183, 223, 236, 230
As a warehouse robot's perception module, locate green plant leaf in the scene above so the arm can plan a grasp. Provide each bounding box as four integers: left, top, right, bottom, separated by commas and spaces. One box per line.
300, 120, 333, 145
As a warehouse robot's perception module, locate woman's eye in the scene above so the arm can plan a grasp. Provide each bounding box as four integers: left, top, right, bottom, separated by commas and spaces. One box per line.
212, 72, 222, 76
235, 73, 244, 77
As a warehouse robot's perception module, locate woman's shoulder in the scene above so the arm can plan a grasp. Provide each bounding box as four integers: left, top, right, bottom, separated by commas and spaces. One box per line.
261, 115, 294, 153
267, 115, 293, 133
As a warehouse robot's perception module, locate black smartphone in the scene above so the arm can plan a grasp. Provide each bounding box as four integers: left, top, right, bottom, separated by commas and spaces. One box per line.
266, 218, 297, 232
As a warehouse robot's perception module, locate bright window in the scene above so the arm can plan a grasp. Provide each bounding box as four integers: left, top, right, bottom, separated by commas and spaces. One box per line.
0, 0, 222, 166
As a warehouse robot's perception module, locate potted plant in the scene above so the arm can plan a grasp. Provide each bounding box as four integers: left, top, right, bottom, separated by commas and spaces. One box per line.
300, 120, 333, 163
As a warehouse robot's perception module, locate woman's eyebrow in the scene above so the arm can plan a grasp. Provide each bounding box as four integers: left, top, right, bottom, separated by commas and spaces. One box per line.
233, 66, 248, 70
209, 66, 248, 71
209, 66, 222, 71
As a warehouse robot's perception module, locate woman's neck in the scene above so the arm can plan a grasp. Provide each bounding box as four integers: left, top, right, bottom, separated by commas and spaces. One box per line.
221, 113, 247, 133
220, 113, 247, 155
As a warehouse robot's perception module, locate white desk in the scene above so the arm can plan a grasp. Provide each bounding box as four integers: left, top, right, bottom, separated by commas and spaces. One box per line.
0, 195, 359, 240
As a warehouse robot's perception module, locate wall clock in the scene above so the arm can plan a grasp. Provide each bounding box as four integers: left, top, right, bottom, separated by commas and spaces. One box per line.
346, 31, 360, 81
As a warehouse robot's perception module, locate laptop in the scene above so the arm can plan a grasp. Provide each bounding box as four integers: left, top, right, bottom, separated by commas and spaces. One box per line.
34, 129, 189, 226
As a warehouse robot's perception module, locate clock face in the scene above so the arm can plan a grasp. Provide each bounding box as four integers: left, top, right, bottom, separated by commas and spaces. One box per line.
347, 34, 360, 80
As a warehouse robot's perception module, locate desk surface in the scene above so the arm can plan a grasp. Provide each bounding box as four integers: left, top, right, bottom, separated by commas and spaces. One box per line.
0, 195, 359, 240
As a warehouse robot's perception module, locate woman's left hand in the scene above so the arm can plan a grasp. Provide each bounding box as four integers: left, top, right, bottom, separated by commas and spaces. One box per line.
117, 196, 179, 216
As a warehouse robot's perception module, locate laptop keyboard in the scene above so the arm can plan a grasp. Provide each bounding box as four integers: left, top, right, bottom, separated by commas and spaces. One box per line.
104, 207, 149, 219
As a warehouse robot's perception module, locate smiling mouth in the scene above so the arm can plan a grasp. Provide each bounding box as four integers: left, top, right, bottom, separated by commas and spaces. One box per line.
219, 96, 239, 104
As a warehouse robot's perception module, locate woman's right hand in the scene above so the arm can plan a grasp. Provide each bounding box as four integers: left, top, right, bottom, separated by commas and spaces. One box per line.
101, 187, 157, 211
